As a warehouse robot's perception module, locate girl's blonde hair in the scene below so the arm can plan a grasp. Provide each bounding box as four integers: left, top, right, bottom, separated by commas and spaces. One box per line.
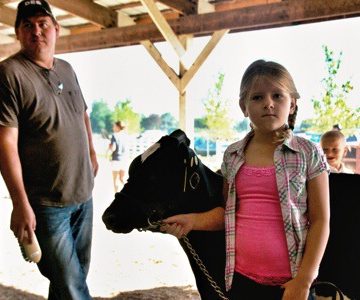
239, 60, 300, 141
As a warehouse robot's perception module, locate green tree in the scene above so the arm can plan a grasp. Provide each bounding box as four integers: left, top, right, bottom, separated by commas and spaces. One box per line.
234, 118, 249, 133
113, 99, 141, 134
141, 114, 161, 130
160, 112, 178, 133
194, 117, 207, 130
202, 72, 235, 140
308, 46, 360, 136
299, 119, 315, 132
89, 99, 112, 136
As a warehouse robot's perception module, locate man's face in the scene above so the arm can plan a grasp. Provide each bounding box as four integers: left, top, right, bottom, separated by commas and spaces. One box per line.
16, 14, 59, 59
321, 137, 347, 169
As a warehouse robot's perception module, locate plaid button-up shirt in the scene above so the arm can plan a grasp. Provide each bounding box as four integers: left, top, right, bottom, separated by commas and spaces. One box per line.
221, 131, 328, 291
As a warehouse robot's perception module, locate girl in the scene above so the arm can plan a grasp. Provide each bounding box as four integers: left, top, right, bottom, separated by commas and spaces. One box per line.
108, 121, 129, 192
162, 60, 330, 300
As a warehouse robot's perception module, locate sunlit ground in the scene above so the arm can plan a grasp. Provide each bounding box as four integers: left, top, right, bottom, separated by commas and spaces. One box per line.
0, 155, 198, 298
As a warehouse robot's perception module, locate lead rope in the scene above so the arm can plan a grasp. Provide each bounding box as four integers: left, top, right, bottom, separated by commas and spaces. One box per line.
141, 219, 229, 300
181, 235, 229, 300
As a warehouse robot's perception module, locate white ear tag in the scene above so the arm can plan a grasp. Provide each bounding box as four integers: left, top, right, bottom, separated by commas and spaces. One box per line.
141, 143, 161, 162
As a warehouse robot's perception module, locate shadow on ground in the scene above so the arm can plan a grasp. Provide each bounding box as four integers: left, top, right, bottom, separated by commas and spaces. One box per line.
0, 284, 200, 300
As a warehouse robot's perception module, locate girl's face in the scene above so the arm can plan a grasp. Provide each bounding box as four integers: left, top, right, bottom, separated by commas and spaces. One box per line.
113, 124, 120, 132
240, 77, 296, 134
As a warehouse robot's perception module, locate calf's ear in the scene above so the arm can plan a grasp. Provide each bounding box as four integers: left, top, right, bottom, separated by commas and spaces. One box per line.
170, 129, 190, 147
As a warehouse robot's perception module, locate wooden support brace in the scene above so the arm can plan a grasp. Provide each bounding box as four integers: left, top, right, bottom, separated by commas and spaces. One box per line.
140, 0, 186, 57
180, 29, 229, 92
140, 40, 180, 89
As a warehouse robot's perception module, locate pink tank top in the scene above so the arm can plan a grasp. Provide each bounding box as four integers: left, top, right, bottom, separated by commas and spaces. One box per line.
234, 165, 291, 285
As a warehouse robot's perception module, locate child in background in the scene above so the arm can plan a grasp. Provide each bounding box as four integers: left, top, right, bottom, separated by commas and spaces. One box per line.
108, 121, 129, 192
162, 60, 330, 300
320, 130, 354, 174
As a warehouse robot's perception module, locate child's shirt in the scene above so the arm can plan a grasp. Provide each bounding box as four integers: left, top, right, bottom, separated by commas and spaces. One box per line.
330, 162, 354, 174
221, 131, 328, 291
235, 165, 292, 285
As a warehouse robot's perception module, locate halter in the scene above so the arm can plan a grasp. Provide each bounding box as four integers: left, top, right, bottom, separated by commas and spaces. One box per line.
133, 132, 218, 232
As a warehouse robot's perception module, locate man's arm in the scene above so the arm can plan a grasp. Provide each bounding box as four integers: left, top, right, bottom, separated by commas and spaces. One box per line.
83, 112, 99, 176
0, 126, 36, 243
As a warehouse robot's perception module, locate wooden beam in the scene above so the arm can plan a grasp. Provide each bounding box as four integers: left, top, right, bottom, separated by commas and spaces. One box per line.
181, 29, 229, 92
117, 10, 137, 27
0, 41, 19, 59
58, 0, 360, 53
176, 0, 360, 35
158, 0, 197, 15
111, 2, 144, 11
140, 40, 180, 89
133, 10, 180, 25
0, 5, 16, 27
198, 0, 215, 14
214, 0, 281, 12
0, 32, 15, 44
178, 35, 190, 132
0, 5, 71, 36
1, 0, 360, 56
48, 0, 117, 28
0, 0, 17, 5
140, 0, 186, 57
69, 24, 100, 35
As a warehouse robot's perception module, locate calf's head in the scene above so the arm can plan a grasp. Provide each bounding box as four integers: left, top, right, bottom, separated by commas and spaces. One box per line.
102, 129, 223, 233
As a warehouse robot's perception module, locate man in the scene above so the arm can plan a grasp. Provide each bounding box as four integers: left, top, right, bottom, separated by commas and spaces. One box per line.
0, 1, 98, 299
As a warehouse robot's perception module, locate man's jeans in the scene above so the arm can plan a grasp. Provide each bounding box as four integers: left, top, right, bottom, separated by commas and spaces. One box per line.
33, 198, 93, 300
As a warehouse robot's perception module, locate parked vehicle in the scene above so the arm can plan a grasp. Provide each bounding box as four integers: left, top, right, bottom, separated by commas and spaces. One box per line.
194, 137, 216, 156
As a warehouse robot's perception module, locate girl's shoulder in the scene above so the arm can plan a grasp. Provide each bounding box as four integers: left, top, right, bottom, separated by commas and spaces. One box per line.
224, 132, 253, 156
287, 134, 322, 154
225, 140, 244, 153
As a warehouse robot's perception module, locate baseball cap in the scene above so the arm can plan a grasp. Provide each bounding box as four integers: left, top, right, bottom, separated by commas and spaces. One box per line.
15, 0, 55, 28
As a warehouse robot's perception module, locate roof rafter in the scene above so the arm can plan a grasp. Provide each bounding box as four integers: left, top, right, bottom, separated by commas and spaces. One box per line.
157, 0, 197, 15
0, 5, 16, 27
48, 0, 117, 28
140, 0, 186, 57
214, 0, 281, 11
55, 0, 360, 53
1, 0, 360, 57
0, 0, 16, 5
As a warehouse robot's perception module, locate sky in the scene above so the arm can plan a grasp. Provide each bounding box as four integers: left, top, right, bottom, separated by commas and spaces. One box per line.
58, 16, 360, 125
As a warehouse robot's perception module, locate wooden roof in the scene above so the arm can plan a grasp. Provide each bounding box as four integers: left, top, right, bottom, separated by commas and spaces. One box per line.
1, 0, 360, 59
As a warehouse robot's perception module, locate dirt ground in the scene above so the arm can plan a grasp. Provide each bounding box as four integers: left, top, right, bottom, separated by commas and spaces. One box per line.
0, 157, 201, 299
0, 284, 200, 300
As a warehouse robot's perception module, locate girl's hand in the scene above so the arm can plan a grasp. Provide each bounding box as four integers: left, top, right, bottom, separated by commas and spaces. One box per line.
281, 277, 311, 300
160, 214, 196, 238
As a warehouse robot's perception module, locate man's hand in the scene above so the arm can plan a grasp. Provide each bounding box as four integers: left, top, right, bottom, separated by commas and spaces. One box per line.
90, 150, 99, 177
11, 201, 36, 244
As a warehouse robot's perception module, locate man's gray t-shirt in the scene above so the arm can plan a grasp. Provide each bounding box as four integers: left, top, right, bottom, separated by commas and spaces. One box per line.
0, 52, 94, 206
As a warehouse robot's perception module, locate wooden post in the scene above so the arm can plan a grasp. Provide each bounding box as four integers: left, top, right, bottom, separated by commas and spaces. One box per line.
178, 35, 194, 142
